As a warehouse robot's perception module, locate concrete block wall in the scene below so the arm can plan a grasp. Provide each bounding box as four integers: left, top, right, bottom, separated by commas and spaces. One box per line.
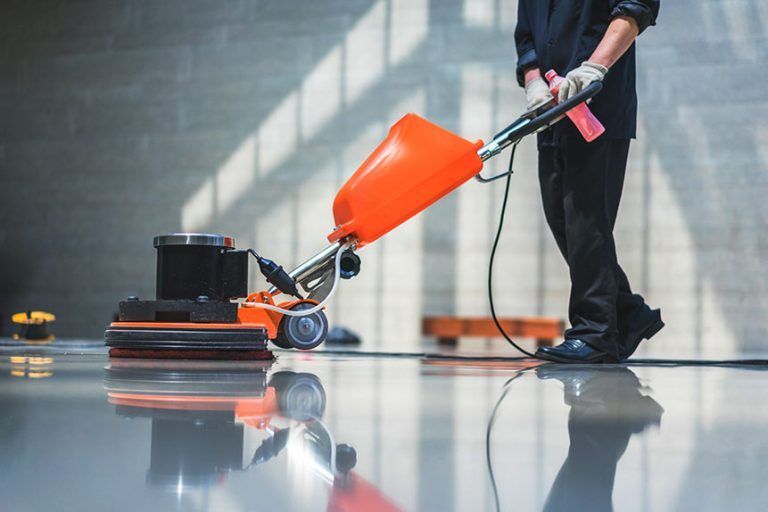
1, 0, 766, 357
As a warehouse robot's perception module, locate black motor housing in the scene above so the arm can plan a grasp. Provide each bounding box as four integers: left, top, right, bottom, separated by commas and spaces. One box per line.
116, 233, 248, 324
154, 233, 247, 301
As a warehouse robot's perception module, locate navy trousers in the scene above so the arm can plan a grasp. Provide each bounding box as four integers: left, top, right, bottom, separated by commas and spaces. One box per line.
538, 137, 654, 359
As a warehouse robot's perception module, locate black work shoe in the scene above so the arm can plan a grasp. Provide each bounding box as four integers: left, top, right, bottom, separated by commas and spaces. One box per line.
620, 309, 665, 361
536, 339, 615, 364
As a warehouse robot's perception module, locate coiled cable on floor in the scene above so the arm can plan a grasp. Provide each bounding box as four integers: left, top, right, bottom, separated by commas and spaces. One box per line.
487, 142, 538, 358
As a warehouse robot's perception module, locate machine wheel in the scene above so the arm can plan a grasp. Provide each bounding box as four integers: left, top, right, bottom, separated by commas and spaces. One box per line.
270, 371, 327, 420
271, 333, 293, 349
274, 302, 328, 350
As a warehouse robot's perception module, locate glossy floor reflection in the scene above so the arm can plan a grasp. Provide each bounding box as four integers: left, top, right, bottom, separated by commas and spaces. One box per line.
1, 350, 766, 511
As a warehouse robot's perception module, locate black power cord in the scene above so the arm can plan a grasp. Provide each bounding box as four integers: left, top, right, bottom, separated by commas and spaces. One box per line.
247, 249, 304, 299
485, 372, 526, 512
485, 145, 768, 367
487, 142, 538, 358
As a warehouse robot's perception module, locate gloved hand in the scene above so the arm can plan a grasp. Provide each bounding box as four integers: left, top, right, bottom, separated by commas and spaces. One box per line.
558, 61, 608, 103
525, 77, 553, 110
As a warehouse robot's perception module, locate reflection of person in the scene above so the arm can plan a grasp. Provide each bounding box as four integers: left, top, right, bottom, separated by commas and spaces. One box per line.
537, 366, 664, 512
515, 1, 663, 363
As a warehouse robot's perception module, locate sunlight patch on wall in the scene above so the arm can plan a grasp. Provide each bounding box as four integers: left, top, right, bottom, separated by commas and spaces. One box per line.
756, 120, 768, 167
301, 47, 343, 140
345, 0, 387, 104
390, 0, 428, 65
181, 135, 257, 232
181, 178, 214, 231
342, 120, 389, 168
295, 176, 337, 259
256, 193, 297, 268
456, 63, 494, 315
497, 0, 518, 30
700, 279, 736, 358
258, 92, 300, 175
388, 85, 427, 120
464, 0, 517, 30
217, 135, 256, 214
644, 148, 700, 356
463, 0, 495, 28
710, 0, 764, 60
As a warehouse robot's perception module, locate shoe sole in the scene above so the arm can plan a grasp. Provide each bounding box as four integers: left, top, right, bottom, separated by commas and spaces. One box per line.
535, 350, 615, 364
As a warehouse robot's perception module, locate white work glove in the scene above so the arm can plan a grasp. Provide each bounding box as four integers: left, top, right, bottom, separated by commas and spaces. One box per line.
524, 76, 554, 110
558, 61, 608, 103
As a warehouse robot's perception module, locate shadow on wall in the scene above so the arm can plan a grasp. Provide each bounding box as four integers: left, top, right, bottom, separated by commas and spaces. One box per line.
636, 0, 768, 355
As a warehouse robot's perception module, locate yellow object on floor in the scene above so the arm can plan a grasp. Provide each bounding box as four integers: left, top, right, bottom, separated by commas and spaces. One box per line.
11, 311, 56, 342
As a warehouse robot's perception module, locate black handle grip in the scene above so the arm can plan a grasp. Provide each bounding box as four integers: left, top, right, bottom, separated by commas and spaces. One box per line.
523, 81, 603, 137
492, 81, 603, 145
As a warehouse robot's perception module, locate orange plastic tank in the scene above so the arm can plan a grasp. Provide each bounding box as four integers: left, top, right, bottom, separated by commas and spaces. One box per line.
328, 113, 484, 247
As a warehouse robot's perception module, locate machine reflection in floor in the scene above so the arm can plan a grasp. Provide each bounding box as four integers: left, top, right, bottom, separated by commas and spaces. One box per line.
103, 358, 401, 511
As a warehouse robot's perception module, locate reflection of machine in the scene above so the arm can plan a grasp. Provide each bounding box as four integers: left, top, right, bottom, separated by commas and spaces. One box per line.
103, 361, 402, 511
9, 356, 54, 379
105, 84, 602, 359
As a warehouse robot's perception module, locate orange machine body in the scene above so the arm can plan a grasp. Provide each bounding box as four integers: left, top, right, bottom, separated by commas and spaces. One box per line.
328, 113, 484, 247
109, 295, 310, 341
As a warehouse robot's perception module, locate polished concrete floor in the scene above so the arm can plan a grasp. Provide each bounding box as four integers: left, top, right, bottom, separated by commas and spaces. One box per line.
0, 345, 766, 511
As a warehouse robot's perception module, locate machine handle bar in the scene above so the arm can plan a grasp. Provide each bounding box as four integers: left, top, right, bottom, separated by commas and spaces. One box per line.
476, 81, 603, 164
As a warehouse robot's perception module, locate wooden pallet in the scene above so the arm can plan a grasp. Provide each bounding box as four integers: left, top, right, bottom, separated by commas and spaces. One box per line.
422, 316, 564, 348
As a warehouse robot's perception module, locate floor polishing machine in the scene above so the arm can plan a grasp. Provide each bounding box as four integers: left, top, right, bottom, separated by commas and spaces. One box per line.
105, 82, 603, 359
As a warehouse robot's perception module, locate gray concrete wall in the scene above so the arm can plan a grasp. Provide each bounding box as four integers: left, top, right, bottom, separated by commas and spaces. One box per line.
1, 0, 766, 357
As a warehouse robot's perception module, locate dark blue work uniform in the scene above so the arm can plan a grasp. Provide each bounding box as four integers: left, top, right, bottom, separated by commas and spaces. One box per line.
514, 0, 660, 359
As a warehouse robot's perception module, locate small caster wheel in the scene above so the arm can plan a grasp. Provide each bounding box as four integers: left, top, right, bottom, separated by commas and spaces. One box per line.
271, 371, 327, 420
271, 333, 292, 349
274, 302, 328, 350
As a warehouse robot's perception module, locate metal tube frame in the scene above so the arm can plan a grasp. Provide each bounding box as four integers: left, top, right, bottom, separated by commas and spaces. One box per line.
267, 241, 344, 295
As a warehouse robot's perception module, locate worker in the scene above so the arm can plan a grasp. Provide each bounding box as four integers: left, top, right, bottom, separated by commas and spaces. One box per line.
515, 0, 663, 363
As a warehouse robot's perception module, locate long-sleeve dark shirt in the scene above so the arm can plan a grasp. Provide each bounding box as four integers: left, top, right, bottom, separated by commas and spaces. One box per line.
515, 0, 659, 145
